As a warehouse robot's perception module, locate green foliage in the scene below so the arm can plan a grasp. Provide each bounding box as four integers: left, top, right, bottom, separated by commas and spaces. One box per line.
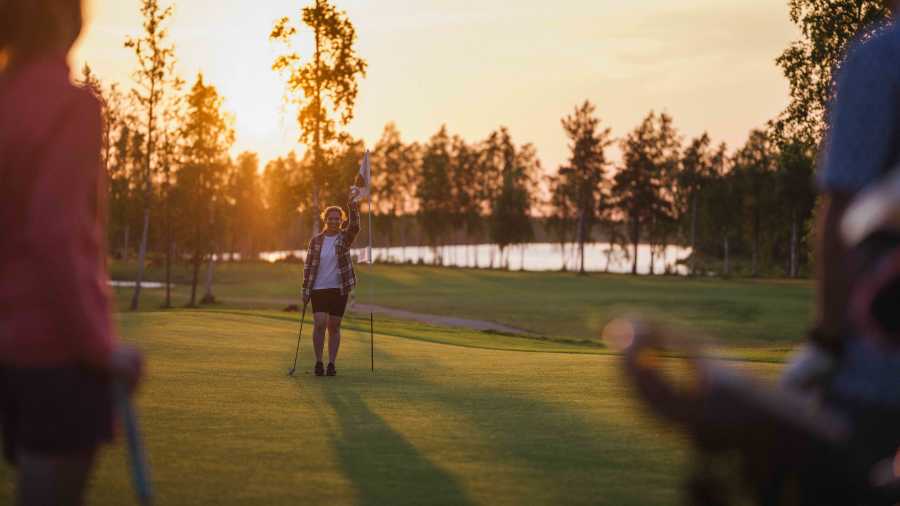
449, 134, 482, 238
773, 136, 816, 277
372, 122, 419, 225
173, 74, 235, 305
675, 134, 724, 273
124, 0, 180, 197
551, 101, 614, 273
611, 112, 681, 274
270, 0, 367, 232
225, 152, 267, 257
124, 0, 182, 309
774, 0, 890, 142
731, 129, 779, 277
483, 128, 539, 264
417, 126, 454, 252
261, 152, 309, 247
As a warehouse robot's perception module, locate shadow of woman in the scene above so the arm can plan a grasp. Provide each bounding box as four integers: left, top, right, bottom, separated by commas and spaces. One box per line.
321, 387, 475, 506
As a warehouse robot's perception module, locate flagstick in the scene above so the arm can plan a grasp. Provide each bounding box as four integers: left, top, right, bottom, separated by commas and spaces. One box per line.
366, 150, 375, 374
370, 311, 374, 372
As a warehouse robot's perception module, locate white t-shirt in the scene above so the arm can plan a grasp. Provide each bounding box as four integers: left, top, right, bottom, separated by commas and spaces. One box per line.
313, 234, 341, 290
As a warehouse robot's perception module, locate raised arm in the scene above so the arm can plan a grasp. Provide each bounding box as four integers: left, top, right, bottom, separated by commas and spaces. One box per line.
343, 188, 361, 246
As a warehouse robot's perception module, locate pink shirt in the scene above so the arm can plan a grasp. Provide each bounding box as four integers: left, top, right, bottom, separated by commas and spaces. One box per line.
0, 55, 116, 368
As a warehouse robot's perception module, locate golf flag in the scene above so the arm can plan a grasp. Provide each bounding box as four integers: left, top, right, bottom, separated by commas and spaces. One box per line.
354, 149, 371, 200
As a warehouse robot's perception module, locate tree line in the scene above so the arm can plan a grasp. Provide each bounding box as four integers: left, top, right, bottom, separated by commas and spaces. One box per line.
82, 0, 889, 309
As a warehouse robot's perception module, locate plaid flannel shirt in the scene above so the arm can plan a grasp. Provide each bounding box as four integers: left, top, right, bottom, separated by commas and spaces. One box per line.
302, 198, 361, 301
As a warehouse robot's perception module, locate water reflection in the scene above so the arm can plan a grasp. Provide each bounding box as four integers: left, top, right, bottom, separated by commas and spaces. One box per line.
256, 242, 691, 275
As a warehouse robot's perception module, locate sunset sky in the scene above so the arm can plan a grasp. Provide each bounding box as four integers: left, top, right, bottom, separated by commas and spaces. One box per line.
73, 0, 799, 174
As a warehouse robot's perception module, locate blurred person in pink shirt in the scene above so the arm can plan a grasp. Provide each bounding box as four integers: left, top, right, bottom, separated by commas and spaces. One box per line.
0, 0, 144, 504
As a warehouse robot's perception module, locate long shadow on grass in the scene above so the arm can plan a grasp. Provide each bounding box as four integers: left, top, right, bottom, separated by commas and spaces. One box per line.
365, 350, 683, 505
319, 386, 475, 506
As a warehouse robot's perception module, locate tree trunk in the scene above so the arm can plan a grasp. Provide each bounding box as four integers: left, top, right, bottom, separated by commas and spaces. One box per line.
311, 10, 322, 237
202, 248, 216, 304
163, 174, 171, 309
400, 224, 406, 262
163, 240, 172, 308
631, 218, 640, 275
723, 235, 730, 276
132, 69, 156, 311
690, 193, 698, 275
129, 207, 150, 310
752, 210, 760, 277
189, 252, 200, 306
577, 208, 586, 275
790, 209, 800, 278
311, 188, 320, 237
122, 224, 130, 261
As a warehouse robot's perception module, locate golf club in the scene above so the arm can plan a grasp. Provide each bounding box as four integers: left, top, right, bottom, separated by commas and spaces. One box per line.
114, 382, 153, 506
287, 301, 308, 376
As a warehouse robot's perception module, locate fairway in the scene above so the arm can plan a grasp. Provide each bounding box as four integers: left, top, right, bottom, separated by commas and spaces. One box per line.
109, 262, 814, 349
0, 308, 783, 505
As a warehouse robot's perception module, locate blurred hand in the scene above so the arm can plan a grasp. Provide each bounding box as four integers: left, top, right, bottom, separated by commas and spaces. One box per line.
302, 291, 311, 305
350, 187, 360, 202
780, 343, 837, 393
108, 344, 144, 393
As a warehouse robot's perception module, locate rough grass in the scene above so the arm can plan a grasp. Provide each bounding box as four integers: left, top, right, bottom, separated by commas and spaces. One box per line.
0, 309, 784, 505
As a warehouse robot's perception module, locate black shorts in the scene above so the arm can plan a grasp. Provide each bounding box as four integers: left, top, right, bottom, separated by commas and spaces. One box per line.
310, 288, 349, 317
0, 365, 114, 465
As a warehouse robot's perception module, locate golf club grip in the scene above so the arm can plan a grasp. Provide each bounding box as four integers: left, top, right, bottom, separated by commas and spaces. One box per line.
115, 383, 153, 506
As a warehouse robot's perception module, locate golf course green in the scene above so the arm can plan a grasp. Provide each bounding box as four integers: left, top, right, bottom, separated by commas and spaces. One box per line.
0, 262, 806, 504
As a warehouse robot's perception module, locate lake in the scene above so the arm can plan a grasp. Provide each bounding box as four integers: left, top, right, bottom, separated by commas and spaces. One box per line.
257, 242, 692, 275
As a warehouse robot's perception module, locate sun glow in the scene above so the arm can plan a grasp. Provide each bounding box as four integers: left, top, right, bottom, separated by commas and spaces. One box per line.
73, 0, 798, 171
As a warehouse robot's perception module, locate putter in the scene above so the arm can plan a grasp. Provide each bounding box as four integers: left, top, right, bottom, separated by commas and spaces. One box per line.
114, 382, 153, 506
287, 301, 308, 376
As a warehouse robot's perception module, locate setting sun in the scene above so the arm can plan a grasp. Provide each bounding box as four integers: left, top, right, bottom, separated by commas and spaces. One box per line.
74, 0, 798, 170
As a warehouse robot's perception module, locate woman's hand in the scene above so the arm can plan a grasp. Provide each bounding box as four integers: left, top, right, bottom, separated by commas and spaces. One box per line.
350, 186, 361, 202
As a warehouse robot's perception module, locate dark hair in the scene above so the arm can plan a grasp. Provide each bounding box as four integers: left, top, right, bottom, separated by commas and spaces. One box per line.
0, 0, 82, 72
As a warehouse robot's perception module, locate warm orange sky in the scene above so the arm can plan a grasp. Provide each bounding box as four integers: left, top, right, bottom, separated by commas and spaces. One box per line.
73, 0, 799, 173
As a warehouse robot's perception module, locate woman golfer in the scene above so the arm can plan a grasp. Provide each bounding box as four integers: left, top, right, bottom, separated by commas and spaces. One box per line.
302, 188, 361, 376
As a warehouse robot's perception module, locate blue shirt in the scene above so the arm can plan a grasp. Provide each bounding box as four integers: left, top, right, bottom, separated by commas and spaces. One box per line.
819, 20, 900, 406
819, 22, 900, 193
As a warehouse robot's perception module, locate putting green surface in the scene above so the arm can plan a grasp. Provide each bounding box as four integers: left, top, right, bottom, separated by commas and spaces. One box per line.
0, 309, 783, 505
3, 263, 805, 504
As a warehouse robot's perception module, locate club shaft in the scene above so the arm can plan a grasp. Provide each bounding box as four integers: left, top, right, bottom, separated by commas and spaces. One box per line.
291, 303, 307, 372
115, 383, 153, 506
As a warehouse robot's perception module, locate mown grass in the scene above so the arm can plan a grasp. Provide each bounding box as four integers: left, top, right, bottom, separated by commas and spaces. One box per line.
109, 261, 813, 352
0, 309, 785, 505
2, 263, 809, 503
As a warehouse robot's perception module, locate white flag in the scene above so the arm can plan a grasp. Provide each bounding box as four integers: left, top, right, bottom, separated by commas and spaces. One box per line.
355, 149, 371, 200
